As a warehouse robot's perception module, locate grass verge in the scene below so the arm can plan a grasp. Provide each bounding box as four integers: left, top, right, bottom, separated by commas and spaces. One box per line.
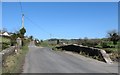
36, 41, 58, 49
2, 43, 29, 73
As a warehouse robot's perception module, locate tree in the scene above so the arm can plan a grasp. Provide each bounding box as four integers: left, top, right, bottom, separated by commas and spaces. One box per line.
81, 37, 88, 46
57, 39, 60, 44
29, 36, 33, 41
11, 33, 18, 46
19, 27, 26, 38
41, 40, 43, 42
19, 27, 26, 46
108, 30, 119, 45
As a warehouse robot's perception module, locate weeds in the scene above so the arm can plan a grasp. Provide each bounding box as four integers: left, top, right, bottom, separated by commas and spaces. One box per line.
2, 43, 29, 73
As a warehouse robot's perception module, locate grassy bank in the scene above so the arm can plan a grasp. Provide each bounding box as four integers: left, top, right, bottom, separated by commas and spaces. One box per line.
2, 43, 29, 73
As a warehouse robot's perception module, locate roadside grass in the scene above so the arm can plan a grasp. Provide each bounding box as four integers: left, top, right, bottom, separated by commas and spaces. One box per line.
40, 42, 49, 47
37, 41, 57, 48
35, 41, 63, 52
2, 43, 29, 73
102, 42, 120, 62
95, 41, 120, 62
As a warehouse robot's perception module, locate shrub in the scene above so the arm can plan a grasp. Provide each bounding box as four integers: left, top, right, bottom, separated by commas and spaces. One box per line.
82, 40, 98, 47
101, 42, 108, 48
2, 43, 10, 50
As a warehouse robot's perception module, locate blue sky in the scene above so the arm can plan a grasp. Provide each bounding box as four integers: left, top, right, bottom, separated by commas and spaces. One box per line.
2, 2, 118, 40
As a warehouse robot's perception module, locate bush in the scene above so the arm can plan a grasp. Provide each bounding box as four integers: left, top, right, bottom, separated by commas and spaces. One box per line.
101, 42, 108, 48
11, 40, 17, 46
2, 43, 9, 50
23, 39, 30, 46
82, 41, 98, 47
0, 37, 11, 51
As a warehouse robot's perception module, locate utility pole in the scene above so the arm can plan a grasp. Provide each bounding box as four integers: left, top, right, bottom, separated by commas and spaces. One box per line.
21, 14, 24, 28
20, 14, 26, 46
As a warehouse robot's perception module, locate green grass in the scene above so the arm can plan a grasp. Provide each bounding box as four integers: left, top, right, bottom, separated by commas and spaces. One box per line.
2, 42, 29, 73
40, 42, 49, 47
35, 41, 60, 52
37, 41, 57, 48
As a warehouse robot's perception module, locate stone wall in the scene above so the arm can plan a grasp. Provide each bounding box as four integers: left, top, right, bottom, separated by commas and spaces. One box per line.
0, 46, 15, 63
56, 44, 112, 64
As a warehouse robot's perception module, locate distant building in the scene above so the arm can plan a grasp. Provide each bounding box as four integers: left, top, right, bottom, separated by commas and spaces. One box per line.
24, 36, 29, 39
0, 32, 10, 37
3, 32, 10, 36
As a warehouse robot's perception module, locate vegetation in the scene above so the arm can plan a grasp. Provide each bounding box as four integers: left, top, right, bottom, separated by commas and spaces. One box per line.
0, 37, 11, 51
1, 27, 29, 73
0, 27, 27, 52
108, 30, 119, 46
2, 41, 29, 73
57, 40, 60, 44
29, 36, 33, 41
43, 30, 119, 62
10, 33, 18, 46
35, 40, 57, 49
19, 27, 26, 37
18, 27, 26, 46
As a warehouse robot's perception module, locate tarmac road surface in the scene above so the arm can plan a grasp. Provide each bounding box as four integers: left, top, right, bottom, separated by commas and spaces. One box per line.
22, 42, 118, 73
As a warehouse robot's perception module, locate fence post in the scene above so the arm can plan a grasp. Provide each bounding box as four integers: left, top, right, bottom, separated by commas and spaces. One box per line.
16, 37, 22, 49
16, 37, 22, 53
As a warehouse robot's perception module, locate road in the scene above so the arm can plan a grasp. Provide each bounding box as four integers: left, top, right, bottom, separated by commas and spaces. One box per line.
22, 42, 118, 73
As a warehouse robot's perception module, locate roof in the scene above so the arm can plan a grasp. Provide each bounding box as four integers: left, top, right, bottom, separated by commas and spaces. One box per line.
0, 32, 10, 36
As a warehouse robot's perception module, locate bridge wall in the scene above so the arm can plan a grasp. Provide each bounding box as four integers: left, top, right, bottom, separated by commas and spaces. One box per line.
56, 44, 112, 64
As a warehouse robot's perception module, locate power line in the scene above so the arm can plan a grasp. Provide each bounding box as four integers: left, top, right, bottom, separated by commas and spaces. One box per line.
25, 15, 63, 39
19, 0, 23, 14
18, 1, 57, 39
24, 15, 54, 37
18, 0, 49, 35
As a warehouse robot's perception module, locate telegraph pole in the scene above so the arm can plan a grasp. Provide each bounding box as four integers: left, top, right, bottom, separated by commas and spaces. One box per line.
22, 14, 24, 28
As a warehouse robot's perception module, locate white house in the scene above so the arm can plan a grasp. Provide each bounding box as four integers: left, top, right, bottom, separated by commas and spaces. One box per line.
0, 32, 10, 37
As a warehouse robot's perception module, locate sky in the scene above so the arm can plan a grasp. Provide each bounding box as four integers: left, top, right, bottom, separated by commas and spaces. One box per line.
2, 2, 118, 40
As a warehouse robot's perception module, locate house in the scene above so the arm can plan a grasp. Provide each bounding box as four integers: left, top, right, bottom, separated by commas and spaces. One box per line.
3, 32, 10, 36
0, 31, 10, 37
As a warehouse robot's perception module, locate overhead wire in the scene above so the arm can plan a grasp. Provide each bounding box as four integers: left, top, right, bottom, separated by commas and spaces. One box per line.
19, 0, 23, 15
25, 16, 62, 39
24, 15, 52, 35
18, 0, 55, 39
